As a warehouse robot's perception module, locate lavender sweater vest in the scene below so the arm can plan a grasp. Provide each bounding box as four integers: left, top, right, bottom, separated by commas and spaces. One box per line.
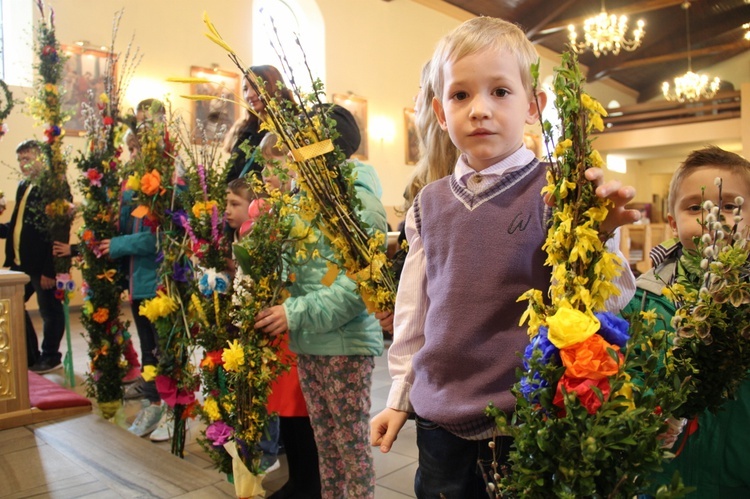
411, 159, 550, 437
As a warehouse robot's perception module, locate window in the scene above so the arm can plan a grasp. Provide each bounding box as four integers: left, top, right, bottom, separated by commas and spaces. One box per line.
253, 0, 325, 93
1, 0, 34, 86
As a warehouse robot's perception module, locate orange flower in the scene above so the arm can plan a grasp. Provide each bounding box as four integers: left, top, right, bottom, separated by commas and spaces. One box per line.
560, 334, 622, 380
82, 229, 94, 242
140, 169, 162, 196
92, 307, 110, 324
200, 350, 224, 370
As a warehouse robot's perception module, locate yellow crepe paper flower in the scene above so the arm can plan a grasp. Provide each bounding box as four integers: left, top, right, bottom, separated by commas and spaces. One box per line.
546, 306, 601, 349
142, 365, 158, 382
139, 290, 179, 322
222, 339, 245, 372
203, 397, 221, 422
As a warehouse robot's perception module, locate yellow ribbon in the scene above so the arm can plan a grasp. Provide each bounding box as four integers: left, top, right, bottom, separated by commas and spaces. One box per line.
291, 139, 334, 162
97, 269, 117, 283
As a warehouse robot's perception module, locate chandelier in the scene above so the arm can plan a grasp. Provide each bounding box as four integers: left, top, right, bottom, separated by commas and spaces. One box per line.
568, 0, 645, 57
662, 2, 720, 102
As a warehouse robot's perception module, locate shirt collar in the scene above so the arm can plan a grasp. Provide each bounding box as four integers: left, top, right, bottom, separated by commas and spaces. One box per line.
455, 146, 536, 187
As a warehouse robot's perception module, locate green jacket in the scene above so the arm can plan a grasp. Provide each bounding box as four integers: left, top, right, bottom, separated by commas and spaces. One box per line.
283, 161, 386, 357
624, 250, 750, 498
108, 188, 158, 300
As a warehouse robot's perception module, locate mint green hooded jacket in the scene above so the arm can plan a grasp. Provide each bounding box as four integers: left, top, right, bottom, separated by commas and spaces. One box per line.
283, 161, 386, 357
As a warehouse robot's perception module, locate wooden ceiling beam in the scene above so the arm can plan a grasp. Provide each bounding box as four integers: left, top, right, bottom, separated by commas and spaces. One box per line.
523, 0, 578, 39
530, 0, 685, 38
587, 40, 749, 82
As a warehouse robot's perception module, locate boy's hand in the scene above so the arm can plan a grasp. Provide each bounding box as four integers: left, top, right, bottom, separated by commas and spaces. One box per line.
370, 408, 409, 453
99, 239, 111, 256
254, 305, 288, 337
52, 241, 71, 257
375, 311, 394, 334
40, 275, 56, 290
585, 167, 641, 233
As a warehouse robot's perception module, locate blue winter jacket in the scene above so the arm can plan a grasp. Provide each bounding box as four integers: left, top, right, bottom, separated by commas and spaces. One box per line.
108, 188, 158, 300
284, 161, 386, 357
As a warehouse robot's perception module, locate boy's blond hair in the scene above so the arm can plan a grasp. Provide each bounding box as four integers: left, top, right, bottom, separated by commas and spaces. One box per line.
259, 133, 290, 160
667, 146, 750, 215
430, 16, 538, 101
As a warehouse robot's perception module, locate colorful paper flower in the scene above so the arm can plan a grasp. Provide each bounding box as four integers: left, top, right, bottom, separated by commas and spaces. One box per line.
595, 311, 630, 348
560, 334, 622, 380
155, 374, 197, 408
85, 168, 103, 187
222, 339, 245, 372
546, 306, 600, 349
200, 350, 225, 370
205, 421, 233, 447
553, 375, 611, 415
140, 169, 162, 196
92, 307, 110, 324
203, 397, 222, 422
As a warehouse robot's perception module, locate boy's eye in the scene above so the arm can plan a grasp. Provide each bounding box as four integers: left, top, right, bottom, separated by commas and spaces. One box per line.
492, 88, 509, 97
453, 91, 468, 101
686, 205, 702, 213
722, 203, 738, 212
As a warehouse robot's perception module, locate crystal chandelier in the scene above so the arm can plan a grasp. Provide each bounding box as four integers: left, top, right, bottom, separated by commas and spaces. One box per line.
662, 2, 720, 102
568, 0, 645, 57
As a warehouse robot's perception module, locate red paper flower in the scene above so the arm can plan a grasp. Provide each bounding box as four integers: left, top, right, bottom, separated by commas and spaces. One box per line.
155, 375, 198, 408
200, 350, 225, 370
553, 376, 611, 415
86, 168, 103, 187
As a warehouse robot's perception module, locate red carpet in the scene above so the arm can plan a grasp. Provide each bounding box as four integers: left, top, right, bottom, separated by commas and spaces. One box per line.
28, 371, 91, 410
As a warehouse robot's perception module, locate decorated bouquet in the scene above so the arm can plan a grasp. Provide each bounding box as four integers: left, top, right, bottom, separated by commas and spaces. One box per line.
666, 180, 750, 419
197, 12, 396, 314
74, 9, 143, 418
485, 51, 690, 498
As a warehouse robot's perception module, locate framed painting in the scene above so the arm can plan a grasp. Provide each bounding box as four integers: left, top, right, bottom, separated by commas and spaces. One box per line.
404, 107, 419, 165
189, 66, 241, 143
331, 93, 368, 160
61, 45, 114, 136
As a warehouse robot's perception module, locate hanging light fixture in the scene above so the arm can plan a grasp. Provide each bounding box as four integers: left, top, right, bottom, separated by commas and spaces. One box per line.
568, 0, 645, 57
662, 2, 721, 102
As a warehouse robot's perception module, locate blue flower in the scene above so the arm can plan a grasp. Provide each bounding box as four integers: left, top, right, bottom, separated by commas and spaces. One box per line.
522, 327, 560, 370
595, 312, 630, 347
520, 372, 549, 403
213, 274, 228, 293
172, 261, 192, 283
166, 209, 188, 230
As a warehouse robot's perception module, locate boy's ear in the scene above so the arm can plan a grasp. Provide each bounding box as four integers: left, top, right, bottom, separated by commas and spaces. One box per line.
667, 214, 678, 235
432, 96, 448, 131
526, 90, 547, 125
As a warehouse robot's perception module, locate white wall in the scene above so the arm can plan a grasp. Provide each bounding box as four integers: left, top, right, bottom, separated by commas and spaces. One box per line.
1, 0, 643, 213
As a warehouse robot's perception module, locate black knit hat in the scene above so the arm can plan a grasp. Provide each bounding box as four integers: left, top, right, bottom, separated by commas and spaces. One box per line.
326, 104, 361, 159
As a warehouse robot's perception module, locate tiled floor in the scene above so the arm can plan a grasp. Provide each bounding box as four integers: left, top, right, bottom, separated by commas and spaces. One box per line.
1, 307, 418, 498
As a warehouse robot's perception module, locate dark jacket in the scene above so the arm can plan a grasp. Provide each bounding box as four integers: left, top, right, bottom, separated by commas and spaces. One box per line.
0, 181, 55, 278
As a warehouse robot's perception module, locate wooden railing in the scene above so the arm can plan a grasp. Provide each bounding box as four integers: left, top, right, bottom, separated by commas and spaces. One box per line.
595, 90, 741, 134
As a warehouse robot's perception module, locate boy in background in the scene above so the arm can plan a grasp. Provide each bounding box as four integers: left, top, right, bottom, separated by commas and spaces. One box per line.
625, 146, 750, 498
0, 140, 65, 373
370, 17, 640, 497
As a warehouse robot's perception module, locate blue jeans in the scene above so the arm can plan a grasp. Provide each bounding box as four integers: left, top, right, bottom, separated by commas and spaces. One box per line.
414, 415, 513, 499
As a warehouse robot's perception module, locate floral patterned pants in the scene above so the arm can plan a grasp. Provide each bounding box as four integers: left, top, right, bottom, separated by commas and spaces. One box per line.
297, 354, 375, 499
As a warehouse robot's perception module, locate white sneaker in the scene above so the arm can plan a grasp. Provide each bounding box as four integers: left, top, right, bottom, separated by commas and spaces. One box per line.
149, 412, 172, 442
128, 403, 164, 437
265, 459, 281, 473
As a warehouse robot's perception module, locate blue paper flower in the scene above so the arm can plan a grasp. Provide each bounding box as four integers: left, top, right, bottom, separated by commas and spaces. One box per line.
595, 312, 630, 347
523, 327, 560, 370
